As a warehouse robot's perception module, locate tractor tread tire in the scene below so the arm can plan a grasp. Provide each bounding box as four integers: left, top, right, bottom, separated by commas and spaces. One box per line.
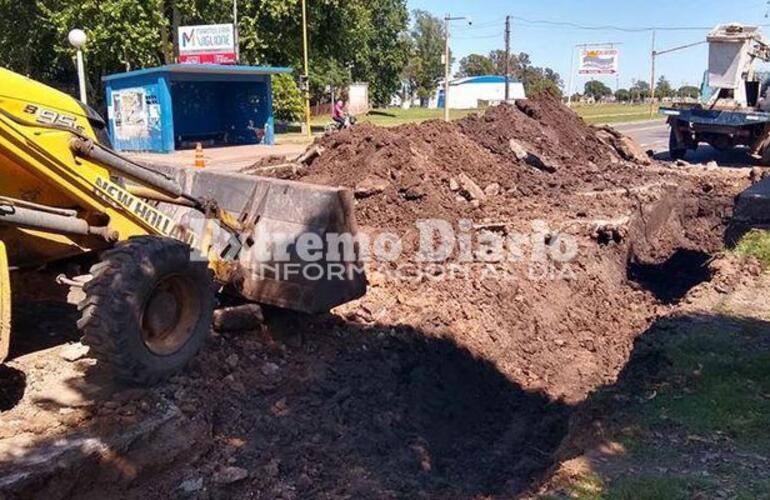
78, 236, 215, 386
669, 127, 687, 161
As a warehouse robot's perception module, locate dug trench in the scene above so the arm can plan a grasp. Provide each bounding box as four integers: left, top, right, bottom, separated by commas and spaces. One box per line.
0, 94, 755, 498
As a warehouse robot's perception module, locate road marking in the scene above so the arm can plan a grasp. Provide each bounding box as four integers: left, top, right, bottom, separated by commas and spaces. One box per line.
615, 124, 667, 133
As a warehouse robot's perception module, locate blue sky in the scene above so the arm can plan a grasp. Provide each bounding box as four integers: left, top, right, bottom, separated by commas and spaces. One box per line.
407, 0, 770, 92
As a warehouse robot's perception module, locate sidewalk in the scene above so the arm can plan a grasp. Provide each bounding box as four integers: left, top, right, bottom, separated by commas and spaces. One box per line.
125, 141, 310, 173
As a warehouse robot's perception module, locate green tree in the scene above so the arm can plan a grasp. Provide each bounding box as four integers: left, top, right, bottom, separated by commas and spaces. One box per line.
584, 80, 612, 100
404, 10, 446, 106
355, 0, 411, 106
272, 73, 304, 122
456, 54, 496, 77
488, 49, 518, 76
0, 0, 410, 108
459, 50, 563, 97
614, 88, 631, 102
655, 75, 673, 98
630, 80, 651, 101
678, 85, 700, 99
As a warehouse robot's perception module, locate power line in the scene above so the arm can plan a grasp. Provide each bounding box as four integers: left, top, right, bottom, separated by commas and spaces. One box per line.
454, 32, 503, 40
510, 15, 770, 32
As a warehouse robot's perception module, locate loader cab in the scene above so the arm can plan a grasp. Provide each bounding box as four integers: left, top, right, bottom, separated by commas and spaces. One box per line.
0, 68, 110, 147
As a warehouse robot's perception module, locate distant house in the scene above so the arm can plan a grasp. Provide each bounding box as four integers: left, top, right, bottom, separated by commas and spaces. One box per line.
429, 75, 527, 109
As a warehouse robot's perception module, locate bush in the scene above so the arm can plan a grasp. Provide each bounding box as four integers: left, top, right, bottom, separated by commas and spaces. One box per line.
272, 73, 304, 122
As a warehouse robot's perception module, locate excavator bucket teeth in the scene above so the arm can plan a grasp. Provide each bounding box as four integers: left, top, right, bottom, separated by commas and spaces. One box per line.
156, 168, 368, 314
0, 241, 10, 363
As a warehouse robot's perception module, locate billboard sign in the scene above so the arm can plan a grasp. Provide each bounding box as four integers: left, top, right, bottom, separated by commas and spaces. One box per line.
578, 48, 619, 75
178, 24, 236, 64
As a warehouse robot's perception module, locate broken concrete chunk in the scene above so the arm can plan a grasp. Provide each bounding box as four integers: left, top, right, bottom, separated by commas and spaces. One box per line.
213, 304, 264, 333
484, 183, 501, 196
457, 172, 487, 202
615, 135, 651, 165
354, 176, 390, 198
449, 177, 460, 191
524, 153, 558, 173
213, 466, 249, 484
593, 125, 650, 165
295, 145, 325, 165
508, 139, 528, 160
59, 342, 90, 362
261, 362, 280, 377
178, 477, 204, 493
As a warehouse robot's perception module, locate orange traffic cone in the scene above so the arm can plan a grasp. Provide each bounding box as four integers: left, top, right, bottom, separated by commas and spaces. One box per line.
194, 143, 205, 169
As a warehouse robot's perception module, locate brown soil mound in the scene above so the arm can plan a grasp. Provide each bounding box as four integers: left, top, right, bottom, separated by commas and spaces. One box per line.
1, 95, 752, 499
291, 94, 744, 403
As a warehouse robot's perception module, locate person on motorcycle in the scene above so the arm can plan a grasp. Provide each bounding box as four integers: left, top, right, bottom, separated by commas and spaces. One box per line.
332, 99, 347, 128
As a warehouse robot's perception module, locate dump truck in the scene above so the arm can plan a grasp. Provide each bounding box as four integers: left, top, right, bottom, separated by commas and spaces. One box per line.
661, 23, 770, 162
0, 68, 367, 384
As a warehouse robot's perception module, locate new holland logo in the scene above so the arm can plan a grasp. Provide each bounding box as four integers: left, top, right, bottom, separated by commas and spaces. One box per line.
93, 177, 174, 235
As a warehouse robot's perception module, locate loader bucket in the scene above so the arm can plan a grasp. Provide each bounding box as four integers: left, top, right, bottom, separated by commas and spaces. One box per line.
155, 168, 367, 314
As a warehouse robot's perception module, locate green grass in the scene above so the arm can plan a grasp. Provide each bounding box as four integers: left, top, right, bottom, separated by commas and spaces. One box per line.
735, 229, 770, 268
636, 322, 770, 449
310, 107, 480, 128
276, 103, 660, 137
571, 103, 662, 124
560, 473, 714, 500
552, 312, 770, 499
607, 477, 713, 500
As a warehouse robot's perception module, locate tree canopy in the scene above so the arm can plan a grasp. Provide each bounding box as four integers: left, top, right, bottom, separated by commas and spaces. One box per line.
456, 54, 496, 78
0, 0, 411, 107
614, 88, 631, 102
402, 10, 447, 106
655, 75, 673, 98
454, 49, 562, 97
630, 80, 651, 100
677, 85, 700, 99
584, 80, 612, 100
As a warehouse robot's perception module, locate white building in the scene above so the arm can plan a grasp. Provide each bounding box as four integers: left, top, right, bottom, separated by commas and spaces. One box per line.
429, 75, 527, 109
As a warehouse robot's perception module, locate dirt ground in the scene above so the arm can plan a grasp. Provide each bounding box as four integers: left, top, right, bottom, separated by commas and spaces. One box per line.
0, 93, 763, 499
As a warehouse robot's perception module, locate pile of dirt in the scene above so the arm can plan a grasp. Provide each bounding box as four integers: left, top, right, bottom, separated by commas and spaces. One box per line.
0, 95, 754, 499
296, 93, 653, 230
289, 93, 746, 402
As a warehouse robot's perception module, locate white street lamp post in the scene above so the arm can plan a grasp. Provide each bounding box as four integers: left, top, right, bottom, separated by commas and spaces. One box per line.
68, 29, 88, 104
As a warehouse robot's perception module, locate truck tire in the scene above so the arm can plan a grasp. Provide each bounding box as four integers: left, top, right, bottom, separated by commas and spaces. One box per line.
669, 128, 687, 161
78, 236, 215, 385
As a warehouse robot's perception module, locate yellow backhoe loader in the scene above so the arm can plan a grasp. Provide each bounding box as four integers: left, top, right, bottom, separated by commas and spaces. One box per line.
0, 68, 366, 384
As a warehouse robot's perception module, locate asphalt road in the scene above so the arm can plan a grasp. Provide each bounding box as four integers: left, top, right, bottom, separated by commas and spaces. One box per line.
615, 119, 762, 167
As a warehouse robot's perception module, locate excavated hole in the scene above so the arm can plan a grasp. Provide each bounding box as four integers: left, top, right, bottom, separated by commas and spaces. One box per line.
628, 249, 713, 305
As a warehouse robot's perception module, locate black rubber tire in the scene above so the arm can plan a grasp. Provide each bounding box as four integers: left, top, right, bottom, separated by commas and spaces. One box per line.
78, 236, 215, 385
669, 128, 687, 161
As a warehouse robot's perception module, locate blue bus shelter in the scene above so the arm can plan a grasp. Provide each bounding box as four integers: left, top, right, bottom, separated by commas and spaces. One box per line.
103, 64, 292, 153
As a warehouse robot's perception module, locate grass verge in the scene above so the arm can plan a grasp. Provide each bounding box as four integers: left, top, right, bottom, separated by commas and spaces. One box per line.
735, 229, 770, 268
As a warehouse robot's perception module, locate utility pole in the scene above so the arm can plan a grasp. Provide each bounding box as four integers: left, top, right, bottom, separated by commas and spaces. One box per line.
301, 0, 311, 137
504, 15, 511, 102
649, 30, 656, 118
443, 14, 451, 122
443, 14, 471, 122
233, 0, 239, 63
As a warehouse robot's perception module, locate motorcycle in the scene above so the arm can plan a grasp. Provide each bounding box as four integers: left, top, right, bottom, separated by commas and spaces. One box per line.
325, 115, 357, 134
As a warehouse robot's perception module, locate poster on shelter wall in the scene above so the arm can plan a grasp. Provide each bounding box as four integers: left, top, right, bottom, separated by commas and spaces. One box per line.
578, 48, 619, 75
112, 88, 150, 140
